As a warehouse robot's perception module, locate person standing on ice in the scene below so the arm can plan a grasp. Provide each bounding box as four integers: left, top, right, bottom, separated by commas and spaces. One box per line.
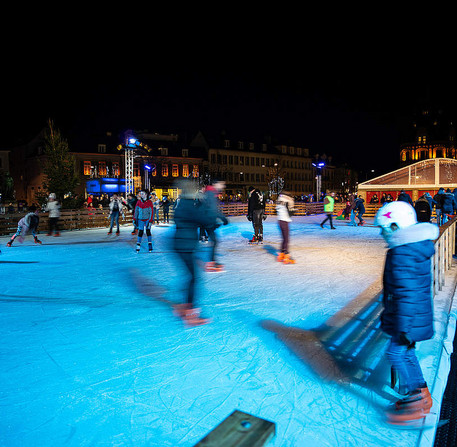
108, 193, 124, 235
6, 205, 42, 246
172, 180, 215, 326
276, 190, 295, 264
133, 190, 154, 253
201, 179, 229, 272
45, 193, 61, 236
374, 201, 438, 425
247, 186, 266, 242
127, 193, 138, 235
320, 190, 336, 229
354, 195, 366, 226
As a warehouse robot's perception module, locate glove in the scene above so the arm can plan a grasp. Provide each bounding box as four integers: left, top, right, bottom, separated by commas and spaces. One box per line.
247, 215, 252, 221
262, 214, 267, 220
398, 332, 412, 346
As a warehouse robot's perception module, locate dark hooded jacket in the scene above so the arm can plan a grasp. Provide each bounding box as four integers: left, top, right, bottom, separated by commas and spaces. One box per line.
381, 223, 439, 342
173, 198, 214, 252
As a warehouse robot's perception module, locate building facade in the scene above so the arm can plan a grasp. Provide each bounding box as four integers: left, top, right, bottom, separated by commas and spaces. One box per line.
399, 107, 457, 166
7, 127, 354, 204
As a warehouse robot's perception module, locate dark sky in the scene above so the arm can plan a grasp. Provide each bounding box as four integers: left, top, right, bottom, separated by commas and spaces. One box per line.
2, 27, 455, 177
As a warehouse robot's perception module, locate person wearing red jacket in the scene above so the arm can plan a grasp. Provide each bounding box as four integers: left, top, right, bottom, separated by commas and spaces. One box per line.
133, 190, 154, 253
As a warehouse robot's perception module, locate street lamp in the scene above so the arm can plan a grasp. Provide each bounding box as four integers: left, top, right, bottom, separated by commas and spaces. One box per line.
144, 164, 151, 191
312, 162, 325, 199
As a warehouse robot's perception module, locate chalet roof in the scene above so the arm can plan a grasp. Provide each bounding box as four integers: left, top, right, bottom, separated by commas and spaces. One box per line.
358, 158, 457, 189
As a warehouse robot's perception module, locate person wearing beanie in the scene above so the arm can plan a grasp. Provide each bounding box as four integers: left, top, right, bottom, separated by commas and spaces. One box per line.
247, 186, 266, 243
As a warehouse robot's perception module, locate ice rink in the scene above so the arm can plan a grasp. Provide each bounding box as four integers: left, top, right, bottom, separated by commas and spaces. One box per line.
1, 215, 456, 446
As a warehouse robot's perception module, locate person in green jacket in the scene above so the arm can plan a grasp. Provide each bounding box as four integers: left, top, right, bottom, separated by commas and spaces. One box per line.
320, 190, 336, 229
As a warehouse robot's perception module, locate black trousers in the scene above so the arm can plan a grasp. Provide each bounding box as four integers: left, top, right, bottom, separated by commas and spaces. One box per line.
252, 209, 264, 236
176, 251, 196, 306
279, 220, 289, 253
206, 228, 217, 262
321, 213, 334, 228
49, 217, 59, 233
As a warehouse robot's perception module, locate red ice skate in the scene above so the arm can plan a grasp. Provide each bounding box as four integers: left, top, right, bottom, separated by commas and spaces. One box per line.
34, 237, 42, 244
282, 254, 296, 264
386, 388, 433, 426
172, 304, 210, 327
277, 252, 285, 262
205, 261, 224, 272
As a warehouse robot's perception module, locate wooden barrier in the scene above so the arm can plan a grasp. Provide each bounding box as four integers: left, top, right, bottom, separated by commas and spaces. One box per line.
0, 209, 134, 236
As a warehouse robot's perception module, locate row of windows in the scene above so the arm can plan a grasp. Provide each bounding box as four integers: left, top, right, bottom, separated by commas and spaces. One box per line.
210, 154, 311, 169
134, 163, 199, 178
83, 161, 199, 178
84, 161, 120, 176
218, 172, 314, 183
222, 141, 307, 156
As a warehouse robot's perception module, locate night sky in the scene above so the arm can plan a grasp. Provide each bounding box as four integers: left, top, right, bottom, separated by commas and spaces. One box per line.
2, 28, 455, 178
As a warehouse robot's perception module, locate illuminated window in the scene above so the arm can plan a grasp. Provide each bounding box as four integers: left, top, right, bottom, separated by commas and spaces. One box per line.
133, 163, 140, 177
224, 139, 230, 148
249, 142, 254, 150
98, 144, 106, 153
172, 164, 179, 177
182, 149, 189, 157
99, 161, 107, 176
182, 164, 189, 177
151, 163, 157, 176
238, 141, 244, 149
84, 161, 91, 176
112, 162, 120, 176
192, 165, 199, 178
162, 164, 169, 177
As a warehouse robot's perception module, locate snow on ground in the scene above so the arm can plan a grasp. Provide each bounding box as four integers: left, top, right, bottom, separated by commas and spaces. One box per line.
0, 215, 456, 446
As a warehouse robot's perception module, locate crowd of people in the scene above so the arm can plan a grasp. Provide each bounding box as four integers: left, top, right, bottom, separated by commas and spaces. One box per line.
1, 179, 451, 427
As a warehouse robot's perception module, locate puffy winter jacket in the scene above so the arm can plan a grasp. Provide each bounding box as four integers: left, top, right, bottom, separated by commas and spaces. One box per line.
173, 198, 214, 252
134, 199, 153, 221
441, 192, 456, 214
201, 186, 228, 229
381, 223, 439, 342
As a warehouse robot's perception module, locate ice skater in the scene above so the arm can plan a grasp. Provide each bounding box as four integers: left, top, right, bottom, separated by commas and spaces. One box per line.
374, 201, 438, 425
151, 192, 160, 225
247, 186, 266, 243
172, 180, 214, 326
133, 190, 154, 253
127, 193, 138, 234
161, 195, 171, 223
320, 190, 336, 229
7, 205, 42, 246
108, 193, 124, 235
355, 195, 366, 226
276, 190, 295, 264
201, 179, 229, 272
45, 193, 61, 236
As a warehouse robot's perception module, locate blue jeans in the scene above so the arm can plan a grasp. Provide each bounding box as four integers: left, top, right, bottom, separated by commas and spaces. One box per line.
350, 210, 356, 226
109, 211, 120, 232
386, 339, 425, 393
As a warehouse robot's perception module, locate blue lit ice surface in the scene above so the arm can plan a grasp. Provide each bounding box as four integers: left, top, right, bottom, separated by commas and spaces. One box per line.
0, 216, 453, 446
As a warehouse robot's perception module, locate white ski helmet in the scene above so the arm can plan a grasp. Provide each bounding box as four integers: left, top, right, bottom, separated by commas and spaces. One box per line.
374, 201, 417, 229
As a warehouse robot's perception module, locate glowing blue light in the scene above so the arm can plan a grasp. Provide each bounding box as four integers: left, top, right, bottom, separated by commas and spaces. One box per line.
144, 165, 151, 170
129, 138, 137, 145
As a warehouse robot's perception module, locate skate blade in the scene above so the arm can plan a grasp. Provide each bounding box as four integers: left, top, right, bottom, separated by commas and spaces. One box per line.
386, 411, 443, 430
184, 317, 211, 327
